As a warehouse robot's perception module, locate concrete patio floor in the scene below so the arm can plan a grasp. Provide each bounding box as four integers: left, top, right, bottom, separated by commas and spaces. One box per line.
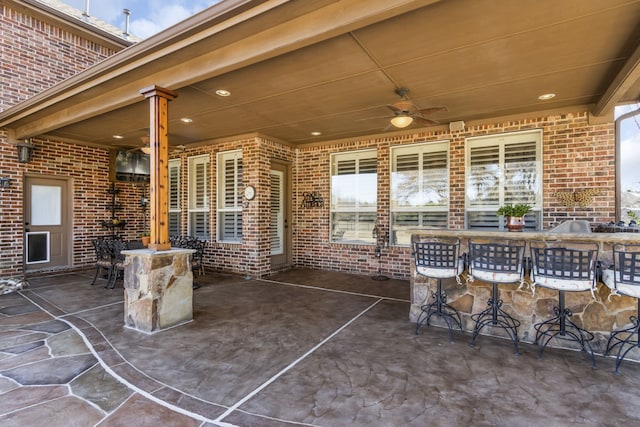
0, 268, 638, 426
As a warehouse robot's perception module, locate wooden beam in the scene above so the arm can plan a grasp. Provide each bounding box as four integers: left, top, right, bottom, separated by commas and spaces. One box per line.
140, 85, 177, 251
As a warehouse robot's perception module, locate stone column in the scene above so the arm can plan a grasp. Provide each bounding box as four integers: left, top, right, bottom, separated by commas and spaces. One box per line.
121, 248, 194, 333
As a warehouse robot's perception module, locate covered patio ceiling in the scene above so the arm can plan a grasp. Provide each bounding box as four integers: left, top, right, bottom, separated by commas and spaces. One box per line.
1, 0, 640, 149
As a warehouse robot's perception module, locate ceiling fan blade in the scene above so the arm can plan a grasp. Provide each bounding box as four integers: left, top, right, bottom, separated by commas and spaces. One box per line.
414, 116, 440, 126
385, 104, 404, 113
417, 106, 447, 115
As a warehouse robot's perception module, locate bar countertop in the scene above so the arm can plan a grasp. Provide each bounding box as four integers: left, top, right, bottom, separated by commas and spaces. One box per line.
410, 228, 640, 245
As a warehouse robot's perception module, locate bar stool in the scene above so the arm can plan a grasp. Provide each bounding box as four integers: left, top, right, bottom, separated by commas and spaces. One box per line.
468, 239, 525, 355
413, 238, 466, 342
530, 240, 598, 368
602, 243, 640, 374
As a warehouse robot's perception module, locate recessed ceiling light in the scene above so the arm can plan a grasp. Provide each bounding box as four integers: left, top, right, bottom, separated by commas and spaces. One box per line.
215, 89, 231, 97
180, 117, 193, 123
311, 131, 322, 136
112, 135, 124, 139
538, 93, 556, 100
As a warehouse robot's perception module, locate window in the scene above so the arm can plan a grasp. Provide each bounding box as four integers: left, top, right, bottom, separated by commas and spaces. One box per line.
330, 149, 377, 243
188, 155, 210, 238
217, 150, 243, 243
168, 159, 181, 237
465, 130, 542, 230
617, 104, 640, 222
390, 141, 449, 245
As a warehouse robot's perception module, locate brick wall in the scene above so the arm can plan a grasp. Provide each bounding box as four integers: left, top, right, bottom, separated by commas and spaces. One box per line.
0, 2, 129, 278
0, 111, 617, 280
294, 111, 616, 279
168, 137, 295, 278
0, 3, 119, 110
0, 136, 145, 277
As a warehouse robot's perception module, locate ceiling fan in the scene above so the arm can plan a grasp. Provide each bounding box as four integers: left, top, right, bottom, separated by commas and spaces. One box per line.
386, 88, 447, 128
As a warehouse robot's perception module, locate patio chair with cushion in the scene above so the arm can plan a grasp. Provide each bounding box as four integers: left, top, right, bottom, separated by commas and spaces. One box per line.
468, 239, 526, 355
530, 240, 598, 368
602, 243, 640, 374
413, 238, 466, 342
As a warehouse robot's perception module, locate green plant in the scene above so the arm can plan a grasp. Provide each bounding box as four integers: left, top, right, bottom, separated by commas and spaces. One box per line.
141, 230, 150, 237
496, 203, 531, 217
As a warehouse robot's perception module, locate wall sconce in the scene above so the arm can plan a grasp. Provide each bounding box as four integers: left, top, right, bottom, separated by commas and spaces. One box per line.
17, 140, 34, 163
0, 177, 11, 189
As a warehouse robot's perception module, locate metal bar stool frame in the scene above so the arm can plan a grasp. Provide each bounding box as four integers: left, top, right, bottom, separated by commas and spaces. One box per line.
468, 239, 526, 355
413, 238, 466, 342
530, 241, 598, 368
602, 243, 640, 374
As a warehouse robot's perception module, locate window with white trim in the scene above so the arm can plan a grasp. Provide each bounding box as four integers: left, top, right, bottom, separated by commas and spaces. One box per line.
465, 130, 542, 230
168, 159, 181, 237
330, 149, 377, 244
188, 155, 210, 238
217, 150, 243, 243
391, 141, 449, 245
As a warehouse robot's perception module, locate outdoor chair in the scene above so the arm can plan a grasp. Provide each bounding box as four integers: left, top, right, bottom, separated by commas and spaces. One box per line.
170, 235, 206, 288
468, 239, 526, 355
602, 243, 640, 374
91, 237, 113, 286
413, 238, 466, 342
106, 239, 129, 289
530, 240, 598, 368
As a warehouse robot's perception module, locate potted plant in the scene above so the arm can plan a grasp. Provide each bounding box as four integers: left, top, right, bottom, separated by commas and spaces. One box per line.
496, 203, 531, 232
140, 231, 151, 247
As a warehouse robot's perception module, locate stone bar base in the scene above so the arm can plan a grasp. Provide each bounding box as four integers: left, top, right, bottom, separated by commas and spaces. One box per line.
121, 248, 195, 333
410, 229, 640, 361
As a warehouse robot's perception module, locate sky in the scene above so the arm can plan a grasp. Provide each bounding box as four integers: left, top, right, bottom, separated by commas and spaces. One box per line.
59, 0, 221, 38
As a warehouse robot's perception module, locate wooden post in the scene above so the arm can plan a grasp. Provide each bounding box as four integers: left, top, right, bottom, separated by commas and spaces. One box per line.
140, 85, 177, 251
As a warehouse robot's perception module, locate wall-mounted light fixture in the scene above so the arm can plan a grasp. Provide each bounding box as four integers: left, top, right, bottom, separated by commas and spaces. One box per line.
0, 177, 11, 189
17, 140, 34, 163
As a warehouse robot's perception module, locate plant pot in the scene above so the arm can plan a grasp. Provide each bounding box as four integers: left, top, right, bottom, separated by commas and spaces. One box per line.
506, 216, 525, 232
140, 236, 150, 247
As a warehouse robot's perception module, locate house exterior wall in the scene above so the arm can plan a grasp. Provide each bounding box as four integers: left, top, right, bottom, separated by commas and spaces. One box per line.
0, 111, 616, 280
0, 3, 128, 278
294, 111, 615, 279
0, 2, 618, 281
0, 135, 148, 277
0, 2, 120, 110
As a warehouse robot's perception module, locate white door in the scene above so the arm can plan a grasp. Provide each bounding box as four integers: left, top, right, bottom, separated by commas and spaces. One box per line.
270, 162, 290, 270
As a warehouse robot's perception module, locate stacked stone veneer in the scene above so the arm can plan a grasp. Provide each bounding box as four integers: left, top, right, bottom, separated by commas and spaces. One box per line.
122, 248, 194, 333
410, 255, 640, 360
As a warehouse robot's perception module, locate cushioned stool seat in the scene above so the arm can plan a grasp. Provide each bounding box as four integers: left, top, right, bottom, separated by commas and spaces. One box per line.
468, 239, 525, 355
413, 238, 466, 342
530, 241, 598, 368
602, 243, 640, 374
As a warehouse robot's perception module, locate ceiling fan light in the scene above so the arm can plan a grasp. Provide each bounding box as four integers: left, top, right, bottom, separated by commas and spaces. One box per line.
390, 115, 413, 128
140, 146, 151, 154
